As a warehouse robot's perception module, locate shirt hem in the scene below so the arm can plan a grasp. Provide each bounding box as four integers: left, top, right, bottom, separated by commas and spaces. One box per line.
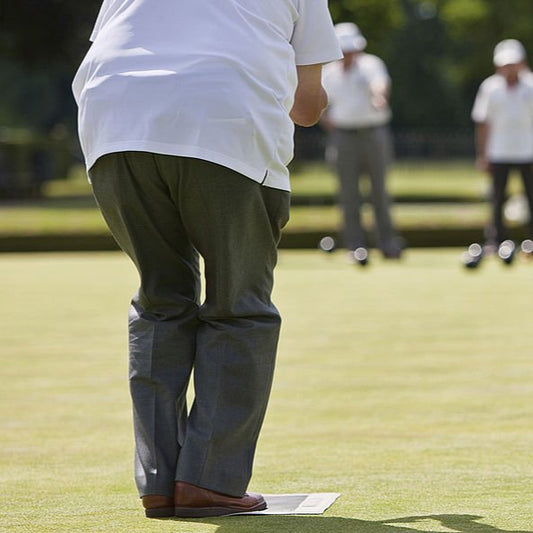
85, 141, 291, 192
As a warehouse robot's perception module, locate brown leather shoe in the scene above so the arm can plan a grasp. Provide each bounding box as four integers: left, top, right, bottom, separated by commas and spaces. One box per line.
174, 481, 267, 517
142, 495, 175, 518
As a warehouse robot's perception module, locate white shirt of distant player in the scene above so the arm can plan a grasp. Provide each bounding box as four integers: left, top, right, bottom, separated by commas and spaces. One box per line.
322, 53, 392, 128
72, 0, 342, 192
471, 71, 533, 162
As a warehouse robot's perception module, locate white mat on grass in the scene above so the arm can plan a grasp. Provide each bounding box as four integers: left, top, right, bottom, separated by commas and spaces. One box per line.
230, 493, 341, 515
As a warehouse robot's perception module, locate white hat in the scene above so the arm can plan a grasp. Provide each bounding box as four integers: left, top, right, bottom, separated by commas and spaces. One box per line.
493, 39, 526, 67
334, 22, 367, 53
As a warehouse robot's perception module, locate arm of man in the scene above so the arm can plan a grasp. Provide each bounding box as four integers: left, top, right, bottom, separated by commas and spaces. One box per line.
290, 64, 328, 127
368, 57, 391, 110
370, 81, 390, 110
471, 79, 492, 172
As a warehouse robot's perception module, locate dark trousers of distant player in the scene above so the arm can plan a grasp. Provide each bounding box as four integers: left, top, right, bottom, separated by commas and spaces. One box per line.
89, 152, 290, 499
488, 162, 533, 243
334, 125, 398, 254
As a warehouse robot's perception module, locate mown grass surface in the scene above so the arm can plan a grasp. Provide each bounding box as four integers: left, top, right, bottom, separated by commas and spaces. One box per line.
2, 160, 528, 237
289, 160, 488, 199
289, 159, 529, 199
1, 250, 532, 533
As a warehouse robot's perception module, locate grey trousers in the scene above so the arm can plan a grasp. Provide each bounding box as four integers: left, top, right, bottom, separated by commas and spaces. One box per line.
334, 125, 399, 254
487, 162, 533, 243
89, 152, 289, 498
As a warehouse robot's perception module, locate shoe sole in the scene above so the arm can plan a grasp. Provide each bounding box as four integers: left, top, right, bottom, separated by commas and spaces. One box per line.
145, 506, 175, 518
174, 500, 267, 518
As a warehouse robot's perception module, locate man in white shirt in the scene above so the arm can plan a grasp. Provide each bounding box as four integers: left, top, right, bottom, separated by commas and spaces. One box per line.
322, 23, 401, 264
73, 0, 341, 519
472, 39, 533, 246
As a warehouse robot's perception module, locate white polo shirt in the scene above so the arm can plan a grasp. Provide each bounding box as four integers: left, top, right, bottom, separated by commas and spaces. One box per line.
72, 0, 342, 191
471, 73, 533, 162
322, 53, 392, 129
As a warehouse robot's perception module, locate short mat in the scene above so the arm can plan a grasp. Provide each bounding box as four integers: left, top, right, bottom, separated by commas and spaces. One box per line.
230, 493, 341, 515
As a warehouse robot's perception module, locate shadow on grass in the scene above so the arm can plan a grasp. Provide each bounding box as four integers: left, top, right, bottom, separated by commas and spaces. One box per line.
163, 514, 532, 533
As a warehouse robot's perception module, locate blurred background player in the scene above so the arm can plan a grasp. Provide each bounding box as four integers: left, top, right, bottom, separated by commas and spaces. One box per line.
322, 22, 402, 264
472, 39, 533, 250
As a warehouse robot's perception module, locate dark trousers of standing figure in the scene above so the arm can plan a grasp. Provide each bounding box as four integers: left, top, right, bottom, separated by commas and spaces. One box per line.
487, 162, 533, 244
334, 125, 399, 255
89, 152, 290, 499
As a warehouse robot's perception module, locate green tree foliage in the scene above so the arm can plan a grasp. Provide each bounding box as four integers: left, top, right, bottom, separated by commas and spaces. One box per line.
329, 0, 533, 129
1, 0, 533, 133
0, 0, 101, 132
440, 0, 533, 101
0, 0, 99, 67
329, 0, 404, 57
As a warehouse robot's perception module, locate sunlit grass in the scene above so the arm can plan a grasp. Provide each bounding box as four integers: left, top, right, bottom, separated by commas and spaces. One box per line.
1, 161, 529, 237
290, 160, 525, 200
1, 250, 532, 532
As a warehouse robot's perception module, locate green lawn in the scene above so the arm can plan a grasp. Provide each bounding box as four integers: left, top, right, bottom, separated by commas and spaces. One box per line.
1, 250, 532, 533
3, 160, 530, 236
289, 160, 526, 200
287, 203, 492, 231
289, 160, 487, 199
0, 198, 494, 235
43, 160, 530, 201
49, 159, 499, 199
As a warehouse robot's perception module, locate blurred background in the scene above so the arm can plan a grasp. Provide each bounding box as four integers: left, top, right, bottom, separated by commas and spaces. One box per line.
1, 0, 533, 249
